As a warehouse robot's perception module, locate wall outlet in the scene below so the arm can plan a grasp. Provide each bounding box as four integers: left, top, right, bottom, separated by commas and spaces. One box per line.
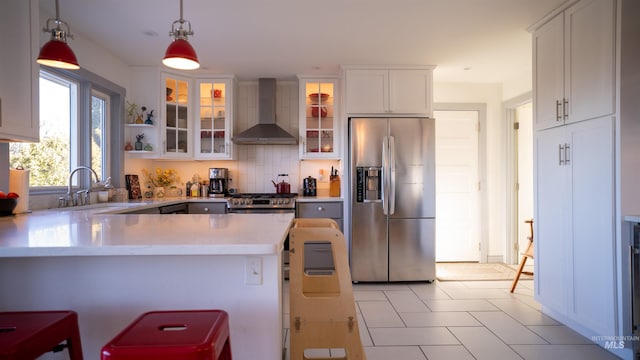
245, 256, 262, 285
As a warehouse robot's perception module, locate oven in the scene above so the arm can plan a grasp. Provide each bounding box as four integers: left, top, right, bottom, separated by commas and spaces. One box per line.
227, 193, 296, 279
226, 193, 296, 214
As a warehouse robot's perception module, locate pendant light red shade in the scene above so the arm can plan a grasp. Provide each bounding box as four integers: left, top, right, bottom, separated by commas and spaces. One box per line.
163, 0, 199, 70
38, 0, 79, 70
163, 38, 199, 70
37, 39, 80, 70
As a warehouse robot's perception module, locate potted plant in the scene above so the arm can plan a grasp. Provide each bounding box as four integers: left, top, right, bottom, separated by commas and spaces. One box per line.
126, 101, 138, 124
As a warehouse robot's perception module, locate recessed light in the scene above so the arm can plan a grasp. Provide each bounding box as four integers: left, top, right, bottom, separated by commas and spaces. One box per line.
464, 67, 472, 71
143, 30, 159, 37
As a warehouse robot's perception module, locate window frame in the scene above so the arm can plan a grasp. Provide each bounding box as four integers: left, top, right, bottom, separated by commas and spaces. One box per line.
22, 66, 125, 195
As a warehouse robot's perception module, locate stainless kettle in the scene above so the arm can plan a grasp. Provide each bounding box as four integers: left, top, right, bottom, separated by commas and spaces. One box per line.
302, 176, 317, 196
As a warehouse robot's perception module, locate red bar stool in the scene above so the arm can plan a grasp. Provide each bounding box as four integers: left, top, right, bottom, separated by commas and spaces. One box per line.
101, 310, 232, 360
0, 310, 83, 360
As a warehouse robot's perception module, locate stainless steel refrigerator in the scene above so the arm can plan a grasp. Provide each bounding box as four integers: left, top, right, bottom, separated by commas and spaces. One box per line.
349, 117, 436, 282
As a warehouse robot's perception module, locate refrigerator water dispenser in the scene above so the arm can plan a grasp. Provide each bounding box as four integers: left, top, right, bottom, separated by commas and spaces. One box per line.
356, 167, 382, 202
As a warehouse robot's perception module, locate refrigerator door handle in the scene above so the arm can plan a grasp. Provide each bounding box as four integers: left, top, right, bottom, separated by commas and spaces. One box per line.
382, 136, 389, 215
389, 135, 396, 215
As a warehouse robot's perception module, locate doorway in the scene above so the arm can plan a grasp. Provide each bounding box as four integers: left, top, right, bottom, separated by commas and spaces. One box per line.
434, 106, 485, 262
505, 97, 534, 264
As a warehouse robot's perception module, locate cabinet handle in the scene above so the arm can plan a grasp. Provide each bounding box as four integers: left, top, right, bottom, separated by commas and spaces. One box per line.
564, 143, 570, 165
556, 100, 562, 122
563, 98, 569, 120
318, 206, 325, 212
225, 142, 229, 155
558, 144, 564, 165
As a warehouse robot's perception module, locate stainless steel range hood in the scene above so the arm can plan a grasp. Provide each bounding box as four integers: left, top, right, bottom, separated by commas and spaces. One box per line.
232, 78, 298, 145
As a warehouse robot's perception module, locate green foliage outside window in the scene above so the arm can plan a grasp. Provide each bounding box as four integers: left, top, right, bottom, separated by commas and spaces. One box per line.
9, 137, 69, 187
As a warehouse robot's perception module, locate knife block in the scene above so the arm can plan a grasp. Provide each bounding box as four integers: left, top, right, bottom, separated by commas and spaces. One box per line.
329, 175, 340, 197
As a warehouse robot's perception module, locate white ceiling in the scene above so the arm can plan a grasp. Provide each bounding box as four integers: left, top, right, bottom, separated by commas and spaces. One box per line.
41, 0, 565, 87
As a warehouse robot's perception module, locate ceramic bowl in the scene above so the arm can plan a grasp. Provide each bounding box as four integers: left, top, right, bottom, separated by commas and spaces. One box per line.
0, 198, 18, 216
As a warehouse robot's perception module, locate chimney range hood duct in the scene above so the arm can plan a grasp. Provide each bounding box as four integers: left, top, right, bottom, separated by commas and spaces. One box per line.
232, 78, 298, 145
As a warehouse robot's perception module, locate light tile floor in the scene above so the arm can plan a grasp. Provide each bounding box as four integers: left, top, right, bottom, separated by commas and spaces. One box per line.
283, 278, 620, 360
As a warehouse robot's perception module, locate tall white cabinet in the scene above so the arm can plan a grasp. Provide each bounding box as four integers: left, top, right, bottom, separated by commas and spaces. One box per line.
535, 116, 615, 336
532, 0, 618, 352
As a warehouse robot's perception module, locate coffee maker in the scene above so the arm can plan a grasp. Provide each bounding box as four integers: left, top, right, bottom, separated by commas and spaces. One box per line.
302, 176, 317, 196
209, 168, 229, 197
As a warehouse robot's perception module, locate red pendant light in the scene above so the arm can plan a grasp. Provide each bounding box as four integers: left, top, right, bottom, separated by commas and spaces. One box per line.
37, 0, 79, 70
163, 0, 200, 70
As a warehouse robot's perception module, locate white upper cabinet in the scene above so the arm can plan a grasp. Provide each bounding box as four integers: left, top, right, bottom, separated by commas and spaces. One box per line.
298, 76, 340, 159
0, 0, 39, 142
343, 66, 434, 116
162, 74, 192, 159
195, 77, 235, 160
533, 0, 615, 130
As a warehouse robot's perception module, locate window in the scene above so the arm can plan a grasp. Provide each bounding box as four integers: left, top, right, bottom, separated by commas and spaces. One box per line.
9, 67, 124, 193
91, 90, 110, 180
10, 72, 76, 186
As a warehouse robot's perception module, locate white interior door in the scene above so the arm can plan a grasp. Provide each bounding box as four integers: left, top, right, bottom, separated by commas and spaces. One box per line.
434, 110, 480, 262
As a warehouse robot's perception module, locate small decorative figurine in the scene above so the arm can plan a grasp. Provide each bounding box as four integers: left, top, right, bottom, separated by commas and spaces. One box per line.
135, 133, 144, 151
145, 109, 154, 125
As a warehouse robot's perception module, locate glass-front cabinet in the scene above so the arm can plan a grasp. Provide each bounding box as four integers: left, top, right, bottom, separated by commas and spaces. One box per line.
163, 74, 191, 158
195, 77, 235, 160
298, 76, 339, 159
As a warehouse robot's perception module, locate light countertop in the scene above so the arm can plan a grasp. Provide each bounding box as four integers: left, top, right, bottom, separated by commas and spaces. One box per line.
0, 204, 293, 257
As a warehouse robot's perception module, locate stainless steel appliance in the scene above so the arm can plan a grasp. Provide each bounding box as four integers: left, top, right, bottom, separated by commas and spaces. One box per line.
631, 223, 640, 357
227, 193, 296, 213
349, 117, 436, 282
302, 176, 317, 197
209, 168, 229, 197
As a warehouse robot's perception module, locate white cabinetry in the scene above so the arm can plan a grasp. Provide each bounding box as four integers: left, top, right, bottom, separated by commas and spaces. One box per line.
162, 74, 192, 158
0, 0, 38, 142
533, 0, 615, 130
195, 77, 235, 160
298, 76, 340, 159
535, 116, 616, 338
343, 67, 434, 116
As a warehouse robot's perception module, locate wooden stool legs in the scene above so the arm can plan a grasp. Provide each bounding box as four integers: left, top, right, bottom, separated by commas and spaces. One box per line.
510, 219, 534, 293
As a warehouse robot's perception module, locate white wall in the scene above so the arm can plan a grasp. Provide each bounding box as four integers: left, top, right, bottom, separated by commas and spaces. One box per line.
434, 82, 507, 260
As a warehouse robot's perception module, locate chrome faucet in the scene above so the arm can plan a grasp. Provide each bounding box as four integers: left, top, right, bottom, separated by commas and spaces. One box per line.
64, 166, 100, 207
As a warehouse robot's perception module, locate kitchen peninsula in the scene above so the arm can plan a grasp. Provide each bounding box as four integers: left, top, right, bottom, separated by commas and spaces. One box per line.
0, 206, 293, 360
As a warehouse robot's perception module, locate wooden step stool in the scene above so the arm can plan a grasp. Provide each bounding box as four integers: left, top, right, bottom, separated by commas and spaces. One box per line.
101, 310, 231, 360
510, 219, 535, 293
0, 310, 84, 359
288, 218, 366, 360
